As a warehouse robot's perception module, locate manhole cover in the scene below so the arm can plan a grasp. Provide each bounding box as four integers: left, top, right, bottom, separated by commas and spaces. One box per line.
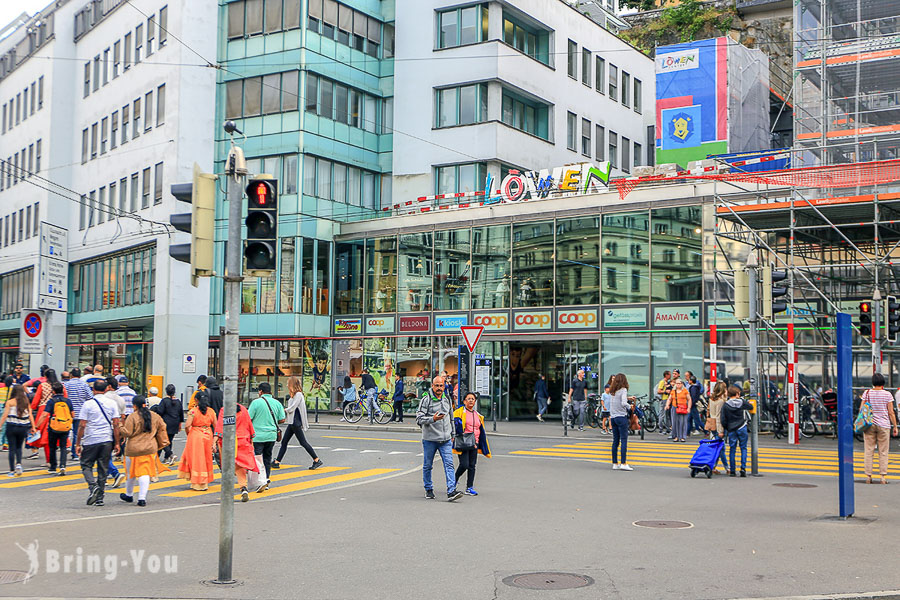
0, 570, 29, 585
502, 572, 594, 590
773, 483, 817, 488
633, 520, 693, 529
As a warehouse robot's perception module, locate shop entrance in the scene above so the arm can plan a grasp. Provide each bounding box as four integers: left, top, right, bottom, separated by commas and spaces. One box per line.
507, 339, 599, 419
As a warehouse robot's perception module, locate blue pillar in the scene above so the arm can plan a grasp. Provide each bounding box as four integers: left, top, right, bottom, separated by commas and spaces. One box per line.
836, 312, 854, 518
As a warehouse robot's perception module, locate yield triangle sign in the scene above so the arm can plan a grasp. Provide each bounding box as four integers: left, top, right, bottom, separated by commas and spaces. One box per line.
460, 325, 484, 352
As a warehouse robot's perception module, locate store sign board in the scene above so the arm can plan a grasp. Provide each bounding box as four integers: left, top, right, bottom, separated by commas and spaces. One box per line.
557, 309, 599, 330
127, 330, 143, 341
484, 162, 612, 205
513, 310, 553, 331
80, 333, 94, 343
365, 316, 395, 334
653, 305, 701, 328
656, 48, 700, 73
94, 332, 110, 343
334, 318, 362, 334
110, 331, 127, 342
706, 305, 740, 326
399, 314, 430, 332
603, 307, 647, 328
472, 312, 509, 332
66, 334, 79, 344
435, 314, 467, 332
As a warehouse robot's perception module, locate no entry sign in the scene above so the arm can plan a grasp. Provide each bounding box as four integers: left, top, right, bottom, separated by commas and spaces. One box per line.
19, 309, 46, 354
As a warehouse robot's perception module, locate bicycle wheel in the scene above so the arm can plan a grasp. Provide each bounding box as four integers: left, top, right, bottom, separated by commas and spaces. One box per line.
375, 401, 393, 424
588, 408, 600, 428
799, 415, 817, 438
644, 409, 658, 432
344, 402, 363, 424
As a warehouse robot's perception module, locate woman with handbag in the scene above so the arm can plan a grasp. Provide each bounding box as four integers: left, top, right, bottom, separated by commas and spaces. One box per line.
707, 381, 729, 474
0, 385, 36, 476
860, 373, 898, 484
452, 392, 491, 496
273, 376, 323, 471
177, 392, 216, 491
666, 378, 691, 442
118, 396, 169, 506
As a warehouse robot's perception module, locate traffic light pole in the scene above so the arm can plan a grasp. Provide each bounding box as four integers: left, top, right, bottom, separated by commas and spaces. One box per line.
217, 142, 245, 584
746, 253, 760, 477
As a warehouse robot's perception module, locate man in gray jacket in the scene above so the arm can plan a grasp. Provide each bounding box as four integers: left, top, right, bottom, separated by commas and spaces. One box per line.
416, 375, 463, 501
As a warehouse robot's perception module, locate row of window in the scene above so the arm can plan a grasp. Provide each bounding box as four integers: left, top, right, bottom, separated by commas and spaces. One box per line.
224, 71, 299, 119
247, 154, 299, 195
239, 237, 331, 315
567, 40, 642, 114
0, 140, 43, 192
437, 4, 488, 50
0, 202, 40, 248
1, 76, 44, 134
502, 11, 551, 65
81, 84, 166, 164
78, 162, 164, 230
306, 0, 393, 59
435, 83, 487, 129
0, 268, 33, 320
82, 5, 168, 98
0, 18, 51, 82
71, 245, 156, 313
305, 72, 388, 133
227, 0, 302, 39
302, 155, 385, 209
566, 112, 643, 171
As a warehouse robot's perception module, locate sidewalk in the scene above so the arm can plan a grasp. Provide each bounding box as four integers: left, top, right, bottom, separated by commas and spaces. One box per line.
307, 411, 846, 449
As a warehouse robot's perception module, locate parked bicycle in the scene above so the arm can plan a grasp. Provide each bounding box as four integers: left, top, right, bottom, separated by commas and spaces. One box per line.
630, 394, 648, 440
343, 390, 394, 424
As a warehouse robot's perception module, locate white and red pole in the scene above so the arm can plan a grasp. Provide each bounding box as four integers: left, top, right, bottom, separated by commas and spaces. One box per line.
787, 323, 799, 444
710, 325, 717, 390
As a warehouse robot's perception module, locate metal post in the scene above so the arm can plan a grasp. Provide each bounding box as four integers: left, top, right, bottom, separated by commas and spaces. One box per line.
217, 141, 245, 584
836, 312, 854, 518
747, 253, 760, 476
872, 289, 882, 374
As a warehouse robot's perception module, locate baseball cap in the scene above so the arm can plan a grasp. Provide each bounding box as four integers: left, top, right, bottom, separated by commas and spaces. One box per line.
116, 375, 129, 383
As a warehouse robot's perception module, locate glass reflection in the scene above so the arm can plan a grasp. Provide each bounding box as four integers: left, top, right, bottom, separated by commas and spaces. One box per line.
601, 211, 649, 304
471, 224, 511, 309
650, 206, 702, 301
398, 233, 433, 311
512, 221, 554, 307
433, 229, 471, 310
365, 236, 397, 313
555, 217, 600, 305
335, 240, 364, 314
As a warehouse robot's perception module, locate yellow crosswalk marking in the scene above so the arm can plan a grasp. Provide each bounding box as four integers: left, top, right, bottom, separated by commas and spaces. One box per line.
0, 473, 85, 488
161, 466, 348, 497
235, 468, 399, 500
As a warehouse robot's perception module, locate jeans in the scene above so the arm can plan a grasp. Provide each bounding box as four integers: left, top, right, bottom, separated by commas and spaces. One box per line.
5, 423, 29, 471
536, 396, 548, 416
159, 427, 179, 460
365, 388, 379, 421
668, 406, 677, 437
47, 428, 68, 470
80, 441, 112, 500
611, 416, 629, 464
689, 407, 704, 433
107, 455, 119, 479
69, 419, 80, 457
572, 400, 587, 429
275, 423, 317, 463
254, 441, 276, 479
422, 439, 456, 493
727, 426, 749, 472
717, 436, 729, 471
455, 447, 478, 489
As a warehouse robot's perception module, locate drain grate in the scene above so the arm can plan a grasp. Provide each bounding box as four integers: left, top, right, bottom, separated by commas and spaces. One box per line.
773, 483, 817, 488
0, 570, 29, 585
502, 572, 594, 590
633, 520, 693, 529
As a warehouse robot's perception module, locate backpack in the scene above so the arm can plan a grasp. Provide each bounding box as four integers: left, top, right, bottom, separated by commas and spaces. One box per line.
50, 397, 73, 432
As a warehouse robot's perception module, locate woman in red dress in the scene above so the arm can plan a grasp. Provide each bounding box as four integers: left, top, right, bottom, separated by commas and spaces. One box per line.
215, 404, 257, 502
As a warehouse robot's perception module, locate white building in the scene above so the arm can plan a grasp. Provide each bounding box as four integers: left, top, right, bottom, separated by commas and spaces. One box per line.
392, 0, 655, 201
0, 0, 216, 395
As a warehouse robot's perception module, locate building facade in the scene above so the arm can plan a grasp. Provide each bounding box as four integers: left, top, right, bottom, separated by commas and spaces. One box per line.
0, 0, 216, 395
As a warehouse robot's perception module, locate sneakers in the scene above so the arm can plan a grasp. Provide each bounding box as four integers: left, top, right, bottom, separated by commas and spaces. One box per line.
740, 470, 747, 478
339, 417, 348, 422
465, 487, 478, 496
447, 489, 463, 502
26, 452, 39, 460
112, 474, 126, 488
58, 468, 66, 476
14, 464, 23, 477
137, 499, 146, 507
536, 414, 544, 422
47, 468, 56, 474
612, 463, 620, 470
729, 471, 737, 477
94, 499, 104, 506
241, 487, 250, 503
619, 464, 634, 471
309, 459, 324, 470
6, 471, 15, 478
272, 461, 281, 469
424, 489, 435, 500
120, 493, 133, 503
256, 481, 269, 493
87, 486, 102, 506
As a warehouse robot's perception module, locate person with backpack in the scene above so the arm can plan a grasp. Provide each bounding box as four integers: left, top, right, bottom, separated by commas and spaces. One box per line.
45, 382, 74, 475
75, 380, 122, 506
155, 384, 184, 465
204, 378, 224, 416
118, 396, 169, 506
721, 385, 753, 477
416, 375, 463, 502
0, 385, 35, 477
452, 392, 491, 496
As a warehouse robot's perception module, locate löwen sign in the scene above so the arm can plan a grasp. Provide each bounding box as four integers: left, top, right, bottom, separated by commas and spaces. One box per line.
483, 161, 612, 205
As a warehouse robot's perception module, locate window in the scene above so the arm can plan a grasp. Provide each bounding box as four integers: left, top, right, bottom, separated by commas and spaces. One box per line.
91, 123, 98, 158
582, 48, 591, 86
141, 167, 151, 209
113, 42, 120, 78
124, 32, 132, 69
437, 5, 487, 49
100, 117, 108, 154
500, 90, 549, 140
608, 64, 618, 101
304, 72, 377, 131
228, 1, 244, 38
135, 24, 143, 64
503, 13, 550, 65
225, 80, 242, 119
30, 82, 35, 115
567, 40, 577, 78
97, 187, 106, 224
622, 72, 631, 107
435, 162, 486, 195
133, 98, 141, 138
147, 16, 155, 55
102, 49, 109, 85
634, 142, 642, 168
595, 125, 605, 161
93, 55, 100, 91
38, 76, 43, 108
83, 62, 91, 97
634, 78, 642, 114
109, 181, 117, 216
81, 128, 89, 164
144, 92, 153, 131
121, 104, 130, 144
566, 112, 577, 151
581, 118, 591, 157
609, 131, 618, 169
159, 6, 168, 45
281, 71, 298, 111
305, 73, 317, 113
435, 83, 487, 128
34, 140, 41, 173
622, 137, 630, 173
130, 173, 139, 211
156, 84, 165, 125
283, 154, 298, 194
154, 162, 163, 204
119, 177, 127, 212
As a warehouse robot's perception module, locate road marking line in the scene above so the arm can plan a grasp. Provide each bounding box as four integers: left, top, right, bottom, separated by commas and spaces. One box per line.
40, 465, 308, 492
322, 435, 419, 443
388, 451, 411, 455
360, 450, 383, 453
0, 473, 86, 488
331, 448, 354, 451
161, 466, 348, 497
240, 468, 399, 499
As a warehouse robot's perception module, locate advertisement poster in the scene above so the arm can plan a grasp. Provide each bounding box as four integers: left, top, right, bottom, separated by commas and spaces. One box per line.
303, 340, 331, 409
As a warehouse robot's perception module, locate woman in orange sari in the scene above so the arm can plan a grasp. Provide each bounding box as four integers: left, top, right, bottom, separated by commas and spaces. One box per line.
177, 392, 216, 491
215, 404, 258, 502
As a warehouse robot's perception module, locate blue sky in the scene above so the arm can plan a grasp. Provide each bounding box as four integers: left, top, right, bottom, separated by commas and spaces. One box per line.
0, 0, 51, 37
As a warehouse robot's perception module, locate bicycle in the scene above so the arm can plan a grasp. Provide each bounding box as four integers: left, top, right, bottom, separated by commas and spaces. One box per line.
586, 393, 602, 429
343, 391, 394, 424
630, 394, 648, 440
635, 395, 657, 433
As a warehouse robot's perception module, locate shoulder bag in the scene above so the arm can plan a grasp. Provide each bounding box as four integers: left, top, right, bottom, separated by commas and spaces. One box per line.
263, 397, 283, 442
453, 410, 476, 450
853, 391, 874, 435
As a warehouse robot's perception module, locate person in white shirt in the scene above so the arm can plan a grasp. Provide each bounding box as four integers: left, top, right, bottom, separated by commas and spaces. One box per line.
75, 380, 121, 506
273, 376, 322, 471
146, 387, 162, 409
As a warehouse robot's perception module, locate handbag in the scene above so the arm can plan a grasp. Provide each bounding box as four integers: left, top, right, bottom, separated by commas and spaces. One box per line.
854, 391, 874, 434
705, 417, 717, 431
26, 430, 41, 445
453, 411, 477, 450
262, 397, 283, 442
676, 402, 689, 415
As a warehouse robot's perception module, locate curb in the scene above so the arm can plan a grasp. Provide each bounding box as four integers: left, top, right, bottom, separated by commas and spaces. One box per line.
727, 592, 900, 600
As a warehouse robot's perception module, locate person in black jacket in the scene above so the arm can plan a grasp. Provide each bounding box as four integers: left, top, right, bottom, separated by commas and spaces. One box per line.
534, 374, 550, 422
155, 384, 184, 464
205, 378, 224, 417
721, 385, 753, 477
388, 373, 405, 423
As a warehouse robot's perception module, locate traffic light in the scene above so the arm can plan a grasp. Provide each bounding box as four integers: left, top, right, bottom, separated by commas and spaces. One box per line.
169, 164, 217, 287
885, 295, 900, 343
733, 271, 749, 320
858, 301, 873, 338
244, 178, 278, 275
762, 266, 788, 320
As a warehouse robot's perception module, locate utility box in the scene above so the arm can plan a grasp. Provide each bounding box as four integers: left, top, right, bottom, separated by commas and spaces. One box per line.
147, 374, 164, 395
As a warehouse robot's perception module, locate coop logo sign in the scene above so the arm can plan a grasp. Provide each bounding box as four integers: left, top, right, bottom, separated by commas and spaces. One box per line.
557, 309, 599, 329
656, 48, 699, 73
365, 316, 395, 334
334, 318, 362, 334
513, 311, 553, 331
483, 162, 611, 205
473, 313, 509, 331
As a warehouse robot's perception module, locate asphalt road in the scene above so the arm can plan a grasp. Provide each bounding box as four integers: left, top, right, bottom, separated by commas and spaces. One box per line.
1, 428, 898, 600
